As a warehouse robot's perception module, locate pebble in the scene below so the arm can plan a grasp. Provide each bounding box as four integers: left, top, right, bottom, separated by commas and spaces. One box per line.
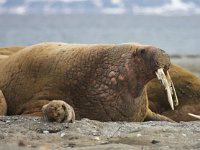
151, 140, 160, 144
43, 130, 49, 134
94, 137, 100, 141
162, 129, 166, 132
60, 133, 66, 137
182, 134, 187, 137
6, 120, 11, 123
18, 140, 27, 147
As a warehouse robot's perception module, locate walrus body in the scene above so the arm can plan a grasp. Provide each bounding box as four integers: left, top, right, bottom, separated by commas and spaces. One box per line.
0, 42, 172, 122
0, 46, 25, 63
148, 64, 200, 121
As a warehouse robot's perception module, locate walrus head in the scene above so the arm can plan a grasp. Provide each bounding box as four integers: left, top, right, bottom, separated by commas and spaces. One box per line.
127, 45, 178, 110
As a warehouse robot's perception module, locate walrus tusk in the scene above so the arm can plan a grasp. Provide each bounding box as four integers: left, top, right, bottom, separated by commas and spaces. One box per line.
188, 113, 200, 119
155, 68, 175, 110
166, 71, 179, 106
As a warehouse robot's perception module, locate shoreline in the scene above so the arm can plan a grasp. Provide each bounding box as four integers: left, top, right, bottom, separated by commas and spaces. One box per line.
170, 54, 200, 59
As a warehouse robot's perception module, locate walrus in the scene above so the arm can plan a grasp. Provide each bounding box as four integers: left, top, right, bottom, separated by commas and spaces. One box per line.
0, 42, 176, 122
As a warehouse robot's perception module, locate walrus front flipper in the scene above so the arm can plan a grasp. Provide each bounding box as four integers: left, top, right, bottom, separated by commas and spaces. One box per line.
16, 99, 75, 123
144, 109, 174, 122
42, 100, 75, 123
0, 90, 7, 116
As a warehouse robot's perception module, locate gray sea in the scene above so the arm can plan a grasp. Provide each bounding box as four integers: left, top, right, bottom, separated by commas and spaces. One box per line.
0, 14, 200, 55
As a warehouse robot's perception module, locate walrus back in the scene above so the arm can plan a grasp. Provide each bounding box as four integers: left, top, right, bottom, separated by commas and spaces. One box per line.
0, 42, 117, 115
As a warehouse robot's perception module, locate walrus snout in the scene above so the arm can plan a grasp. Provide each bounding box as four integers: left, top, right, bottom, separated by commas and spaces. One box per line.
150, 48, 170, 71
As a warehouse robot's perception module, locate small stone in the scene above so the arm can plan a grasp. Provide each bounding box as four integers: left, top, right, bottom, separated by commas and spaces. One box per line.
18, 140, 27, 147
60, 133, 66, 137
43, 130, 49, 134
162, 129, 166, 132
151, 140, 160, 144
94, 136, 100, 140
136, 133, 142, 137
6, 120, 11, 123
182, 134, 187, 137
68, 143, 76, 148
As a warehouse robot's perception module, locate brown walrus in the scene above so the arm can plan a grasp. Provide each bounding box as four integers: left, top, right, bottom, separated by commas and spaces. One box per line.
0, 42, 175, 122
148, 64, 200, 121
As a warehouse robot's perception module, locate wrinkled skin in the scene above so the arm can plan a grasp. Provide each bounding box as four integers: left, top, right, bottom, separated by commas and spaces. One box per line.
0, 42, 171, 122
148, 64, 200, 121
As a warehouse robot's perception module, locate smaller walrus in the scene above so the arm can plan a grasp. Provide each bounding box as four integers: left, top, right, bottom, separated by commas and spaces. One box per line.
0, 42, 176, 122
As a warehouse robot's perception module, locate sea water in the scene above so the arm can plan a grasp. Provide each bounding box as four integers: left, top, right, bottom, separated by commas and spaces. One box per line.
0, 14, 200, 55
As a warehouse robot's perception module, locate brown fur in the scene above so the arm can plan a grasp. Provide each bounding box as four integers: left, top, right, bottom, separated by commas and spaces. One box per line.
0, 90, 7, 115
42, 100, 75, 123
0, 42, 171, 122
0, 46, 25, 63
0, 46, 25, 55
148, 64, 200, 121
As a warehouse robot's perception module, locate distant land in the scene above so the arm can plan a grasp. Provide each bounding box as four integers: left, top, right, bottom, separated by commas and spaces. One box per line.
0, 0, 200, 16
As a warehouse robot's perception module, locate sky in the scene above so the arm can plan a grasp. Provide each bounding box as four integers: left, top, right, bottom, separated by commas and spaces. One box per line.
0, 0, 200, 15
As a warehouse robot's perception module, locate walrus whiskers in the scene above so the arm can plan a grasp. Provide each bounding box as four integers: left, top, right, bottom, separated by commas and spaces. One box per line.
155, 68, 177, 110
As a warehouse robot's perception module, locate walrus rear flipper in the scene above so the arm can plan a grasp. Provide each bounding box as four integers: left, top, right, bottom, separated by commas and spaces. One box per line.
0, 90, 7, 116
144, 109, 174, 122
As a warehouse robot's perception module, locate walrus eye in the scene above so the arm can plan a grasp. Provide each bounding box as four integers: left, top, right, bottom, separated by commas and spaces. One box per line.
137, 48, 146, 56
132, 53, 136, 57
140, 49, 146, 54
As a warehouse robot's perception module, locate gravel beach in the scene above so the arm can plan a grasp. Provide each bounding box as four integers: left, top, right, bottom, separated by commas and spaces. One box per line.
0, 116, 199, 150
